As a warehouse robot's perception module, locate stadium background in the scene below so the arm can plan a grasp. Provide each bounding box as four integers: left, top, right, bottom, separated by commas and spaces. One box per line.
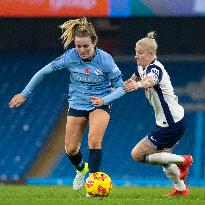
0, 0, 205, 187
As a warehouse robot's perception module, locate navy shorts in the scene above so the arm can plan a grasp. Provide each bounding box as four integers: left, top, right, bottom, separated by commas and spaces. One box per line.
67, 105, 111, 119
147, 118, 186, 150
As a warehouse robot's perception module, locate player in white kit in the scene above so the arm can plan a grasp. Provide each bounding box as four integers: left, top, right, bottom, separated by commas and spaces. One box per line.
123, 31, 193, 196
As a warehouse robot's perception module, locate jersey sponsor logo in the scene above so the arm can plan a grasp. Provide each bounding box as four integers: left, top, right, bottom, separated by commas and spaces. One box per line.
94, 68, 102, 75
76, 75, 101, 83
112, 66, 119, 73
84, 67, 91, 75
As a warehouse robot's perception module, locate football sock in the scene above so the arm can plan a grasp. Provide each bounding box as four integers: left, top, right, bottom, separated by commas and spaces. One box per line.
88, 149, 102, 173
162, 163, 186, 191
145, 152, 184, 165
66, 151, 85, 171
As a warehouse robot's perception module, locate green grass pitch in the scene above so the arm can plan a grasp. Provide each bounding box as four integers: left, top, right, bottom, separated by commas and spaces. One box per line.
0, 185, 205, 205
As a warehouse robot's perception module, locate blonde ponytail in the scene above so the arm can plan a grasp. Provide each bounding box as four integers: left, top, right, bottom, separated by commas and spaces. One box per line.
59, 17, 98, 49
147, 31, 156, 40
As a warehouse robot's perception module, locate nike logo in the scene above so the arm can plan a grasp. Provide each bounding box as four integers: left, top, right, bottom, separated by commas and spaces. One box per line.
150, 136, 157, 142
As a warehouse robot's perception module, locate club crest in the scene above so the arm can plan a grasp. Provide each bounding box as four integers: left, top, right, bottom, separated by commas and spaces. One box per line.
95, 68, 102, 75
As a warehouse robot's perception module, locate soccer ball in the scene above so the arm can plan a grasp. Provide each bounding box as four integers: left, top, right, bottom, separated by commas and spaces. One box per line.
85, 172, 112, 197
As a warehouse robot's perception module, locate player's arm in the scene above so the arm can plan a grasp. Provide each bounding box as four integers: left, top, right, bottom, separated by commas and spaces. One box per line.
91, 54, 125, 107
9, 52, 67, 109
9, 63, 55, 108
124, 73, 136, 83
124, 76, 155, 92
124, 72, 141, 86
124, 67, 159, 92
91, 77, 126, 107
130, 73, 141, 81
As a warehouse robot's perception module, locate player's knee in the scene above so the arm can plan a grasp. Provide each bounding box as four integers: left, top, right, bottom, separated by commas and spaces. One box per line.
131, 149, 144, 162
65, 144, 78, 156
88, 135, 102, 149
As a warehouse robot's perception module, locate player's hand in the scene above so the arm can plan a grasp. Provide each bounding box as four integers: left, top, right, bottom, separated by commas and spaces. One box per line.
123, 80, 139, 92
124, 78, 133, 84
8, 94, 25, 108
90, 96, 104, 107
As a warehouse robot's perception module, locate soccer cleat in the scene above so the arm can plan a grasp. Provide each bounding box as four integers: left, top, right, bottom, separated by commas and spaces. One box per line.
164, 188, 189, 197
177, 155, 193, 180
86, 193, 92, 198
73, 162, 89, 191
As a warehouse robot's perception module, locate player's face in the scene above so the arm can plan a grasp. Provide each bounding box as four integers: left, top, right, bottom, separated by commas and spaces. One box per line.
135, 44, 153, 68
75, 36, 96, 60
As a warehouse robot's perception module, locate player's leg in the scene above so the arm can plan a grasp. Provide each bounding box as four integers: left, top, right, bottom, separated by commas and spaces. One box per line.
131, 138, 159, 162
65, 110, 88, 191
139, 120, 192, 179
88, 108, 110, 173
145, 152, 193, 179
131, 138, 183, 164
65, 116, 87, 169
131, 139, 191, 196
162, 163, 189, 196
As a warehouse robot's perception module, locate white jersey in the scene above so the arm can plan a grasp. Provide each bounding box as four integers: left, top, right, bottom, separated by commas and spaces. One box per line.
137, 59, 184, 127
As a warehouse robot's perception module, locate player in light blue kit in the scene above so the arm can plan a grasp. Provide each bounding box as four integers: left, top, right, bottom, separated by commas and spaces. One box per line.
92, 31, 193, 197
9, 17, 125, 192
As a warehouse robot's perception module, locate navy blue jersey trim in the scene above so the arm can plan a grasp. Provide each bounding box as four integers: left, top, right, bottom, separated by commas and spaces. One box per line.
135, 71, 140, 78
153, 84, 175, 125
150, 59, 155, 64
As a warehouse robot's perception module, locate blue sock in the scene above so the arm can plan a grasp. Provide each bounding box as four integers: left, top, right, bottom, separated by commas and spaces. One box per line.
66, 151, 85, 171
88, 149, 102, 173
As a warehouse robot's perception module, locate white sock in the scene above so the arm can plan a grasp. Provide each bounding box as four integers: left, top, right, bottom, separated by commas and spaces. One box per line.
162, 163, 186, 191
145, 152, 184, 165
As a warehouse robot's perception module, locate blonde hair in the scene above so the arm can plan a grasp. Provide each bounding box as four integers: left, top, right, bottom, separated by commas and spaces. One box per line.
59, 17, 98, 49
136, 31, 158, 56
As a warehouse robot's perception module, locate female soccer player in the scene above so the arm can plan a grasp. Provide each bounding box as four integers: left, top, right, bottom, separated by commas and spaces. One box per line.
92, 31, 193, 197
8, 17, 125, 191
124, 31, 193, 196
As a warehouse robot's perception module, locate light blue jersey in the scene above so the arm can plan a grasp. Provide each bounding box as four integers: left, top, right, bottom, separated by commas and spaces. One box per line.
21, 48, 125, 110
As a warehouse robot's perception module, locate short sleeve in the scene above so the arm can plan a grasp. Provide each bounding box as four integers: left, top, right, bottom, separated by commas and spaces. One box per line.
146, 65, 163, 83
105, 54, 122, 80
